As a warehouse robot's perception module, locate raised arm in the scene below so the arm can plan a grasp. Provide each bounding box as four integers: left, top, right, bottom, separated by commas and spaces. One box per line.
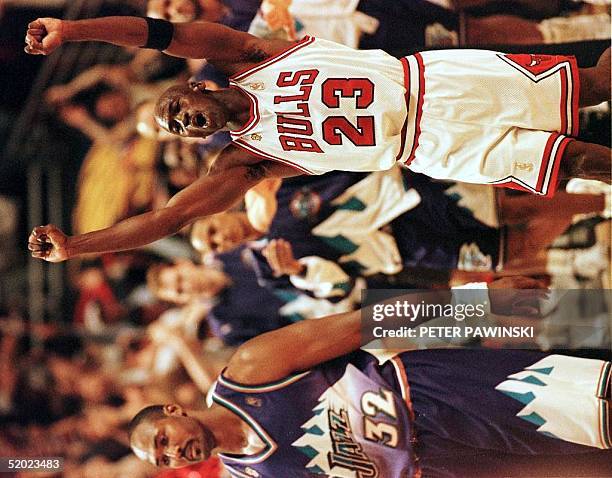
24, 16, 288, 70
28, 160, 296, 262
225, 308, 363, 385
225, 276, 547, 385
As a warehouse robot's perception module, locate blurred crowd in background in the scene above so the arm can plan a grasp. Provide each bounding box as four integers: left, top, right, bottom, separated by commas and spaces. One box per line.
0, 0, 611, 476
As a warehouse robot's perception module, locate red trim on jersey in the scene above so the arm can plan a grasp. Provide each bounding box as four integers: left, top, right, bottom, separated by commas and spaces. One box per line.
232, 138, 315, 175
492, 133, 571, 197
404, 53, 425, 166
535, 132, 558, 191
558, 58, 580, 137
569, 56, 580, 137
497, 53, 579, 138
228, 86, 260, 137
544, 135, 572, 198
395, 57, 410, 161
492, 181, 533, 194
231, 36, 315, 82
559, 67, 569, 135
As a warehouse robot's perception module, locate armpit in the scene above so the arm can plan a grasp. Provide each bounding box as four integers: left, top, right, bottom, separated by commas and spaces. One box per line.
240, 46, 270, 64
244, 163, 269, 181
244, 161, 301, 181
208, 144, 261, 175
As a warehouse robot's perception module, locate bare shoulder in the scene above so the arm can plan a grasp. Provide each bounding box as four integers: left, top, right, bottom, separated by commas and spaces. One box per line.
224, 343, 265, 385
221, 37, 299, 77
209, 144, 262, 174
243, 37, 296, 62
223, 333, 292, 386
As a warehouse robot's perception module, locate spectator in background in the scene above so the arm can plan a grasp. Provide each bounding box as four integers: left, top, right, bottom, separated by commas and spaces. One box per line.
191, 167, 611, 295
153, 457, 229, 478
250, 0, 610, 53
0, 309, 220, 478
146, 250, 289, 346
146, 259, 231, 305
73, 261, 127, 330
190, 211, 263, 257
46, 63, 181, 143
358, 0, 610, 53
148, 0, 234, 24
147, 0, 291, 35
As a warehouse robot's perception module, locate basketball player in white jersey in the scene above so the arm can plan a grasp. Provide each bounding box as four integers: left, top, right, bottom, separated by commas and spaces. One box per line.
25, 16, 610, 263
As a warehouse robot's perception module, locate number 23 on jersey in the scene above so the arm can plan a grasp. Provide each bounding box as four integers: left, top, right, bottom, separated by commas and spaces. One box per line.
274, 70, 376, 152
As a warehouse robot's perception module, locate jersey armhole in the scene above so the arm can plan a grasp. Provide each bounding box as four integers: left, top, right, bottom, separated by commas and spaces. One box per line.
217, 368, 311, 393
230, 36, 315, 82
232, 139, 318, 175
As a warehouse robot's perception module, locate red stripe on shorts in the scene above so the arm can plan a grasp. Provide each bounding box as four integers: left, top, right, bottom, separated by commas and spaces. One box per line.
395, 57, 411, 161
404, 53, 425, 166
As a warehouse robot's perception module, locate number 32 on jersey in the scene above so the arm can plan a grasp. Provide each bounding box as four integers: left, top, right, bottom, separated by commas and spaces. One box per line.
361, 389, 399, 448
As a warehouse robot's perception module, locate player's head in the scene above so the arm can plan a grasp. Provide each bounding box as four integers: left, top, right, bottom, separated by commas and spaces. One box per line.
147, 0, 227, 22
147, 0, 200, 22
129, 404, 215, 468
191, 212, 258, 255
136, 101, 175, 141
155, 84, 229, 138
146, 260, 231, 304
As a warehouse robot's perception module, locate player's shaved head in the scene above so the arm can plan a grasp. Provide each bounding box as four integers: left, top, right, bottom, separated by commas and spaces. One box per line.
148, 0, 200, 22
128, 405, 166, 442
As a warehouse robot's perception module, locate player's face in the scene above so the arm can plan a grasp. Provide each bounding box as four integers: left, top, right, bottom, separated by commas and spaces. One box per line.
136, 102, 175, 141
191, 212, 251, 255
156, 87, 229, 138
131, 409, 214, 468
148, 0, 198, 22
157, 261, 230, 303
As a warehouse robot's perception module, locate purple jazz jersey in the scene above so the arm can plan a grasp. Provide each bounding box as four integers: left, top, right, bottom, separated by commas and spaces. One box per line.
395, 349, 611, 477
212, 351, 417, 477
213, 349, 611, 478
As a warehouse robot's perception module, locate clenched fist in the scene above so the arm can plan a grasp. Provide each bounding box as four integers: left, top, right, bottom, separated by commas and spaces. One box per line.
24, 18, 64, 55
28, 225, 69, 262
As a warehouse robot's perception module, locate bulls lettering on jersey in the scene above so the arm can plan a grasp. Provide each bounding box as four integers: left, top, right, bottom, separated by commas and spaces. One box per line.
229, 37, 409, 175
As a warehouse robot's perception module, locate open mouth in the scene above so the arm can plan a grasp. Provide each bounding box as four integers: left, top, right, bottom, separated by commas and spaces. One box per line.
194, 113, 207, 128
184, 439, 201, 461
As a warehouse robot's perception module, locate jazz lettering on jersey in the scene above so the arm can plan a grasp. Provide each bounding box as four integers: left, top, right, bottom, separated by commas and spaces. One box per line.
274, 70, 376, 152
328, 407, 379, 478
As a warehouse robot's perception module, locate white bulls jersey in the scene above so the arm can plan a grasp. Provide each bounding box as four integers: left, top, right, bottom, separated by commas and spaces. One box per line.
229, 38, 579, 197
229, 36, 409, 175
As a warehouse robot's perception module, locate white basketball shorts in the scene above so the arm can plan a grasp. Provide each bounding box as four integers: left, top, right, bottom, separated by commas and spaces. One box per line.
399, 50, 580, 198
